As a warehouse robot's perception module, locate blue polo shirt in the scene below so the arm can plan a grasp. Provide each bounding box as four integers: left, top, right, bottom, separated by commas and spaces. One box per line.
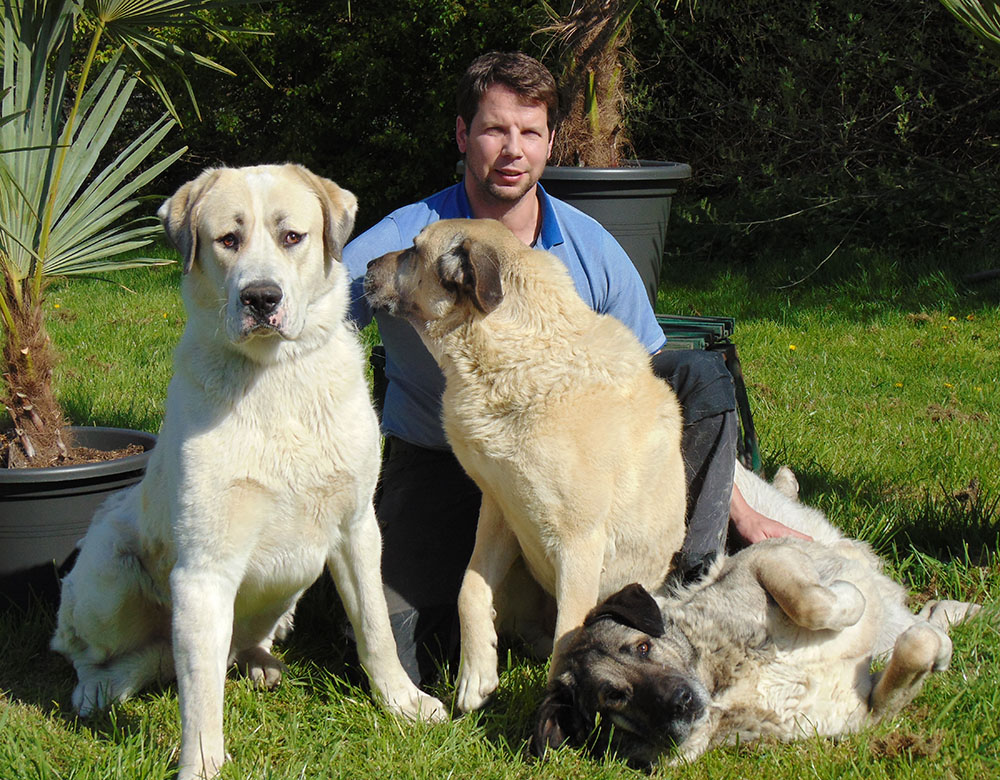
344, 182, 667, 449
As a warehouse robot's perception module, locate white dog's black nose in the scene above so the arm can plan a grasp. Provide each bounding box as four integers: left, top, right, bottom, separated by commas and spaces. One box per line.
241, 281, 283, 316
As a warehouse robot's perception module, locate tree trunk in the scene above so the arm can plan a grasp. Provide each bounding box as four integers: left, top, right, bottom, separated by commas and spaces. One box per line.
2, 279, 70, 468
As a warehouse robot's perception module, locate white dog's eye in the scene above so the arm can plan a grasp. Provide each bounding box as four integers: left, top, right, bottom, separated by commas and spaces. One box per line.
218, 233, 239, 251
283, 231, 304, 247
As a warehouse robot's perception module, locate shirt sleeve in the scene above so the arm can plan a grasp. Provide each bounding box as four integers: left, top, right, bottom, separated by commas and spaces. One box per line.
593, 231, 667, 354
343, 216, 406, 328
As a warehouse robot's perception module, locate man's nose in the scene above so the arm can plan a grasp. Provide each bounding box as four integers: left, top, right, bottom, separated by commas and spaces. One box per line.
502, 131, 522, 157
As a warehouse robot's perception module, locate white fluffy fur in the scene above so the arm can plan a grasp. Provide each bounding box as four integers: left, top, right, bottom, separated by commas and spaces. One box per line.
668, 463, 979, 760
51, 165, 445, 780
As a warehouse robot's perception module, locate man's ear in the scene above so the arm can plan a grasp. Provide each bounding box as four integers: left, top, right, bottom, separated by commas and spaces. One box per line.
288, 164, 358, 263
583, 583, 665, 638
158, 168, 222, 274
456, 115, 469, 155
438, 236, 503, 314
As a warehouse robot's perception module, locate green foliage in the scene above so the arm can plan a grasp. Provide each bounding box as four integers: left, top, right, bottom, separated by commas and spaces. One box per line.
157, 0, 544, 233
0, 0, 264, 464
629, 0, 1000, 257
144, 0, 1000, 256
939, 0, 1000, 50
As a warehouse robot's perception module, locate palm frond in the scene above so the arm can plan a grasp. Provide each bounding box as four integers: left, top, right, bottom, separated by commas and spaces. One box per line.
939, 0, 1000, 50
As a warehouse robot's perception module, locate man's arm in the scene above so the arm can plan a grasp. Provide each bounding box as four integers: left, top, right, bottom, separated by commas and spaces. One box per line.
343, 217, 406, 328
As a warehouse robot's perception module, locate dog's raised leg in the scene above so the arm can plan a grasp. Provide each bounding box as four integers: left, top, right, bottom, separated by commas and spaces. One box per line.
327, 503, 447, 722
752, 543, 866, 631
456, 493, 520, 712
869, 622, 951, 720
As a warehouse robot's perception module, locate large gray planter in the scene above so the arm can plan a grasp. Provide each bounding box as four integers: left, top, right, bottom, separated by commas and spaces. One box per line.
541, 160, 692, 305
0, 426, 156, 607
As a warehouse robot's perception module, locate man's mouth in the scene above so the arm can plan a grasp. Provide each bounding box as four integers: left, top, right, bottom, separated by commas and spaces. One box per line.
493, 168, 526, 184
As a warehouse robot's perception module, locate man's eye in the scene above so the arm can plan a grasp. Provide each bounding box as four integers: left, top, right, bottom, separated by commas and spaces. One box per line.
218, 233, 238, 250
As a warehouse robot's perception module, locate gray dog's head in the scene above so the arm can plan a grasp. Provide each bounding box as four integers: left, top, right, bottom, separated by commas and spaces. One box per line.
533, 583, 709, 766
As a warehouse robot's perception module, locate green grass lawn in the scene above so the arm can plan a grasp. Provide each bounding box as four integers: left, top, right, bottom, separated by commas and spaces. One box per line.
1, 243, 998, 779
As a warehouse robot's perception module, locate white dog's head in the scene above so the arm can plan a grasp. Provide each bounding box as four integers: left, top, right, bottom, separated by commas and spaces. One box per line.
159, 164, 357, 362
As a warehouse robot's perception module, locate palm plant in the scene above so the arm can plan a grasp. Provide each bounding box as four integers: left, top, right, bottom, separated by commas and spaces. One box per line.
0, 0, 258, 467
939, 0, 1000, 51
538, 0, 644, 167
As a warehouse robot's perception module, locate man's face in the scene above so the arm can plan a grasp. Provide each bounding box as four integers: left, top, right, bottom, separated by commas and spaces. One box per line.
456, 84, 554, 206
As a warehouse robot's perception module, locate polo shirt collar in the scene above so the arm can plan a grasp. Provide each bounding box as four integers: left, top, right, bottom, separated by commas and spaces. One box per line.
534, 183, 564, 251
454, 180, 565, 250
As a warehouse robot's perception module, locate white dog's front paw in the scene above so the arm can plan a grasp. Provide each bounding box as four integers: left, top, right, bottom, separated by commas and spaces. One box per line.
73, 680, 110, 718
455, 659, 499, 713
379, 683, 448, 723
235, 646, 285, 689
72, 671, 134, 717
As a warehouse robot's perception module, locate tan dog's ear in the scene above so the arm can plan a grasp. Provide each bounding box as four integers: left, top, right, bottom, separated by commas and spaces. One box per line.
158, 169, 222, 274
288, 164, 358, 262
438, 237, 503, 314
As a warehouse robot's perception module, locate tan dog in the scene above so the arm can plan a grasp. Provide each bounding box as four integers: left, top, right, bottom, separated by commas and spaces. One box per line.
52, 164, 445, 780
534, 463, 981, 765
364, 218, 687, 712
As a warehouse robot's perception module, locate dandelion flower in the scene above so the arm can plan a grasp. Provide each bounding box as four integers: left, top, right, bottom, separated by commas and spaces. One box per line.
789, 344, 797, 351
949, 316, 957, 322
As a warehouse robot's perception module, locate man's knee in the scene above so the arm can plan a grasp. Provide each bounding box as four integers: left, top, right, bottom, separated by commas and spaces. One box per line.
651, 349, 735, 423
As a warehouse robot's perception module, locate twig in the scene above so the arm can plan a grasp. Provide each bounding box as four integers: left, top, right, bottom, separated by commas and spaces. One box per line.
772, 207, 870, 290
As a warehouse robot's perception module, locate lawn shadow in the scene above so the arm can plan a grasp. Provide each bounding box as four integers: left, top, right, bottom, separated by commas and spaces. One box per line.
755, 451, 999, 566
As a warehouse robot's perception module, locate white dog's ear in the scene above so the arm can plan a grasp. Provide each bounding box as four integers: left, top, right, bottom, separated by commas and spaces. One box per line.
288, 164, 358, 262
437, 236, 503, 314
158, 169, 222, 274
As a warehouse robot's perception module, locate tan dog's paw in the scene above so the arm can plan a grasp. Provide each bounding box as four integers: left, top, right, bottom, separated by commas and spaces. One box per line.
455, 661, 499, 713
772, 466, 800, 500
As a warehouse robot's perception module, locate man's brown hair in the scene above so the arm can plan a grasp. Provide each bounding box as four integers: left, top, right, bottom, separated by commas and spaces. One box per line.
456, 51, 558, 132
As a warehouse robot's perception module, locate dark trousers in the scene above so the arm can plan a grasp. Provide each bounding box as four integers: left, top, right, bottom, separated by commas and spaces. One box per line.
374, 349, 737, 685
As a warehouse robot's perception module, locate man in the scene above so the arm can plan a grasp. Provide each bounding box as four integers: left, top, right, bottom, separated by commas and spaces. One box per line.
345, 51, 805, 685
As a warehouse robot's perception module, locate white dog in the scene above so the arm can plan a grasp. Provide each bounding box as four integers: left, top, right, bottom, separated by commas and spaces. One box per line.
52, 164, 445, 780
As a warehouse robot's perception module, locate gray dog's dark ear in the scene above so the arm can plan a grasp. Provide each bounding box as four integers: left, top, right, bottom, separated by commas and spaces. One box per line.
532, 678, 588, 757
438, 236, 503, 314
584, 583, 665, 637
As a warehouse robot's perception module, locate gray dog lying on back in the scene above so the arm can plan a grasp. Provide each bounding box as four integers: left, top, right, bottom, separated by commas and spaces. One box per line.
534, 463, 980, 765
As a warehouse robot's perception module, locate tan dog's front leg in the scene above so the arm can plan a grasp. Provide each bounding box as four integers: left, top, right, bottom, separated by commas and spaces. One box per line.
549, 532, 605, 677
456, 494, 519, 712
171, 566, 238, 780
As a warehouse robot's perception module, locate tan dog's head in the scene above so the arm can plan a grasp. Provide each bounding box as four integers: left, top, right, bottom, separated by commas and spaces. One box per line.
363, 218, 516, 336
158, 164, 357, 360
